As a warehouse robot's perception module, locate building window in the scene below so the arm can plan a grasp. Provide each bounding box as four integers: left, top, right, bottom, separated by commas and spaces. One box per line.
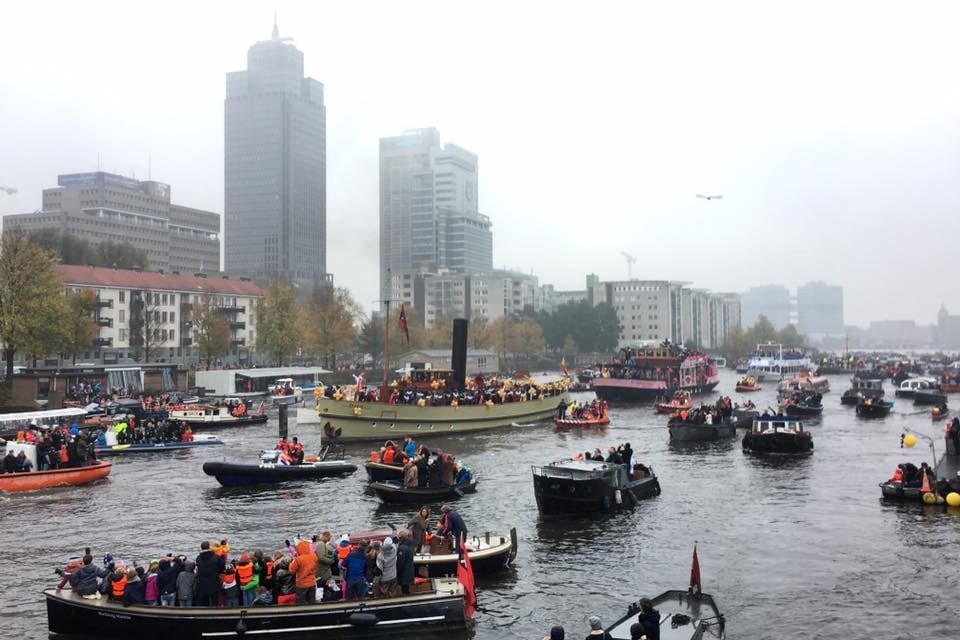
119, 328, 128, 341
162, 294, 168, 305
119, 310, 126, 323
170, 311, 175, 324
119, 291, 126, 303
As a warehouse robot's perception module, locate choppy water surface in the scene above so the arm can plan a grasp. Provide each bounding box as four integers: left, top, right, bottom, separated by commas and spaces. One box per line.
3, 370, 959, 639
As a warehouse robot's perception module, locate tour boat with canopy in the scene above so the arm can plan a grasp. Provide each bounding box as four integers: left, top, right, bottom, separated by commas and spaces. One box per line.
591, 343, 719, 403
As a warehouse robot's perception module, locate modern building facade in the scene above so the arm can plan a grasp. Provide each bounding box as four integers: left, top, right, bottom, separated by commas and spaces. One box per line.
740, 285, 792, 329
390, 269, 538, 329
796, 281, 844, 339
225, 21, 327, 290
379, 128, 492, 301
937, 305, 960, 349
3, 172, 220, 274
56, 265, 261, 366
598, 279, 740, 350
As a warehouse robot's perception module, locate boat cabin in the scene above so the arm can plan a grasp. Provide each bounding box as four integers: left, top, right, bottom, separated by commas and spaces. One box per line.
753, 418, 805, 435
899, 378, 937, 393
852, 378, 883, 393
533, 458, 634, 488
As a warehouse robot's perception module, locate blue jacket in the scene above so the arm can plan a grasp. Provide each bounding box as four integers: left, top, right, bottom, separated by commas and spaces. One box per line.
123, 576, 146, 607
68, 563, 106, 596
343, 549, 367, 585
441, 510, 467, 541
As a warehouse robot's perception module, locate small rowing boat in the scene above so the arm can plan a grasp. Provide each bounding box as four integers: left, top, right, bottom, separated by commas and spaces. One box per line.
655, 390, 693, 414
367, 479, 478, 504
94, 434, 223, 456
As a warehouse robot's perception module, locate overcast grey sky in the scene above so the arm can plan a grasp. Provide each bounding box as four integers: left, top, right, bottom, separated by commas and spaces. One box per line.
2, 1, 958, 326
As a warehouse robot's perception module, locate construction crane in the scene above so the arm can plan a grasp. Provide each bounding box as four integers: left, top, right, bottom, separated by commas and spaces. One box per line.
0, 185, 17, 195
620, 251, 636, 280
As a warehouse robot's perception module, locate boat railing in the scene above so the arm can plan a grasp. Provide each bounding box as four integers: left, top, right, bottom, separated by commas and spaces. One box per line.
532, 462, 610, 480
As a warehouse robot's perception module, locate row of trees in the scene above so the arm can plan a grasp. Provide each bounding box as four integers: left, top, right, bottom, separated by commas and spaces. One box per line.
28, 229, 148, 270
0, 235, 100, 377
719, 314, 806, 362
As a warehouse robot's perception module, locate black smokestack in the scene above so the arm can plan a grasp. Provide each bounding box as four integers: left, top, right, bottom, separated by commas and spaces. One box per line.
451, 318, 469, 392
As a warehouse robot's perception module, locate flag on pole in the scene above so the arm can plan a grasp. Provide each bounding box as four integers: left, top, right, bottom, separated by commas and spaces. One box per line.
457, 534, 476, 619
398, 304, 410, 344
560, 356, 569, 377
689, 544, 702, 595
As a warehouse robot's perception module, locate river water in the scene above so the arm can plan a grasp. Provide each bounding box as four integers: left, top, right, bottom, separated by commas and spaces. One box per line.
3, 369, 959, 639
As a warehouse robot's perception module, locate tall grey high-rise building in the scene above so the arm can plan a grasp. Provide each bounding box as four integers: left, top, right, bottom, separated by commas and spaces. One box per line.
740, 284, 792, 329
379, 128, 492, 301
225, 20, 327, 290
796, 281, 844, 338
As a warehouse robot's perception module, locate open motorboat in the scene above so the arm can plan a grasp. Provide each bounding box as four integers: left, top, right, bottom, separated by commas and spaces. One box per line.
734, 376, 761, 392
269, 378, 304, 406
367, 479, 478, 504
841, 378, 884, 406
855, 396, 894, 419
0, 442, 111, 493
350, 527, 518, 577
655, 390, 693, 414
780, 392, 823, 417
203, 449, 356, 487
168, 398, 267, 429
667, 416, 736, 442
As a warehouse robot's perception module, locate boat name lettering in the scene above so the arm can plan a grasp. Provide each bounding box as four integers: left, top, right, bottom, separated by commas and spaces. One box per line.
97, 612, 133, 620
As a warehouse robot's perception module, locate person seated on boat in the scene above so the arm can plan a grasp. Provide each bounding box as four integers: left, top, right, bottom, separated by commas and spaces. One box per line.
456, 464, 472, 486
631, 463, 650, 481
900, 462, 921, 488
13, 450, 33, 473
290, 437, 304, 464
592, 448, 604, 462
440, 454, 457, 487
380, 441, 398, 465
403, 436, 417, 459
2, 449, 18, 474
605, 447, 623, 464
438, 505, 468, 552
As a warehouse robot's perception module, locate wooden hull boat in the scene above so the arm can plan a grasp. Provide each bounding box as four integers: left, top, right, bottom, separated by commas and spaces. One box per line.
44, 578, 466, 639
363, 461, 405, 482
202, 460, 357, 487
0, 460, 111, 493
367, 479, 477, 504
781, 403, 823, 417
914, 389, 948, 406
734, 384, 760, 392
606, 590, 726, 639
350, 528, 518, 577
742, 430, 813, 455
312, 392, 570, 441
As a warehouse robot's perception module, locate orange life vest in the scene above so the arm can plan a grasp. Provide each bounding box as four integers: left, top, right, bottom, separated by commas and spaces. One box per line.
236, 561, 254, 586
382, 447, 396, 464
59, 446, 69, 463
890, 468, 904, 483
220, 572, 237, 589
111, 574, 127, 598
337, 545, 350, 562
264, 560, 274, 581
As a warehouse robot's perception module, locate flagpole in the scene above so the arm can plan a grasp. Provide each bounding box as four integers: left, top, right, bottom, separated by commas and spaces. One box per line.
382, 299, 391, 399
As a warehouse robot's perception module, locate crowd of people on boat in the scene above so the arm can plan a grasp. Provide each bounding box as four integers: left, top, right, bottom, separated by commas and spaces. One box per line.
56, 505, 471, 608
1, 422, 97, 472
314, 375, 568, 407
539, 599, 661, 640
97, 418, 194, 446
371, 437, 473, 488
557, 399, 607, 421
669, 396, 734, 424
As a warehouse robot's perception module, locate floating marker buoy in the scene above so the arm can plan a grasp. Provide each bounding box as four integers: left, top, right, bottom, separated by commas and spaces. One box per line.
947, 492, 960, 507
903, 433, 917, 448
923, 491, 937, 504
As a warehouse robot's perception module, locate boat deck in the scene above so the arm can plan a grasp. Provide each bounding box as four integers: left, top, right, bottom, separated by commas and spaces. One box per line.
607, 591, 724, 640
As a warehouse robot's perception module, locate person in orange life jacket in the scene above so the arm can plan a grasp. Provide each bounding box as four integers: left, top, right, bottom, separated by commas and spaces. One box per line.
381, 441, 397, 465
107, 564, 128, 601
277, 437, 289, 454
195, 540, 226, 607
220, 564, 240, 607
336, 535, 351, 573
289, 540, 318, 604
290, 437, 304, 464
236, 553, 260, 607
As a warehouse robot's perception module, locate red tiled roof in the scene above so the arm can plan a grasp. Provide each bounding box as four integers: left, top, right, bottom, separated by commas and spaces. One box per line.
56, 265, 262, 296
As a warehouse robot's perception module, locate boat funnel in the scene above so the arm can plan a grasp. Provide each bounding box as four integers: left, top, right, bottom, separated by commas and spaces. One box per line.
452, 318, 469, 391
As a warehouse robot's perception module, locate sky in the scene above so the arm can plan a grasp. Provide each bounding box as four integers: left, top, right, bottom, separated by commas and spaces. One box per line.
1, 0, 958, 327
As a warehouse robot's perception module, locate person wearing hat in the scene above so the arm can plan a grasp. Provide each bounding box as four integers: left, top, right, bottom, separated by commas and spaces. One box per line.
585, 615, 612, 639
236, 553, 260, 606
542, 626, 565, 640
289, 540, 317, 604
376, 537, 398, 597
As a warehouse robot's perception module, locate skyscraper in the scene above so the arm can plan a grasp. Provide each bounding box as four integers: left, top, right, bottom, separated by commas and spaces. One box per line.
796, 281, 844, 338
379, 128, 492, 301
740, 285, 792, 329
225, 20, 327, 290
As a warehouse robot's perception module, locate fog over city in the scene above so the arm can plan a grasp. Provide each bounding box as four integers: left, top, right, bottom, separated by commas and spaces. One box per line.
2, 0, 958, 326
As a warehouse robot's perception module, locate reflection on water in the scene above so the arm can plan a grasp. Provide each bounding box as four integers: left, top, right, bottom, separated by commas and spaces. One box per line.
3, 371, 960, 639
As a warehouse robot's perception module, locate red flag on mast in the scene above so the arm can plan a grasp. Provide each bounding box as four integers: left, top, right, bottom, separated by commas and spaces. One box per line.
457, 535, 476, 618
689, 544, 702, 595
398, 304, 410, 344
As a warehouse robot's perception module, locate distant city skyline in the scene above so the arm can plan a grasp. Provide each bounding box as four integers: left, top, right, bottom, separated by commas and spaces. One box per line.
1, 3, 958, 325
